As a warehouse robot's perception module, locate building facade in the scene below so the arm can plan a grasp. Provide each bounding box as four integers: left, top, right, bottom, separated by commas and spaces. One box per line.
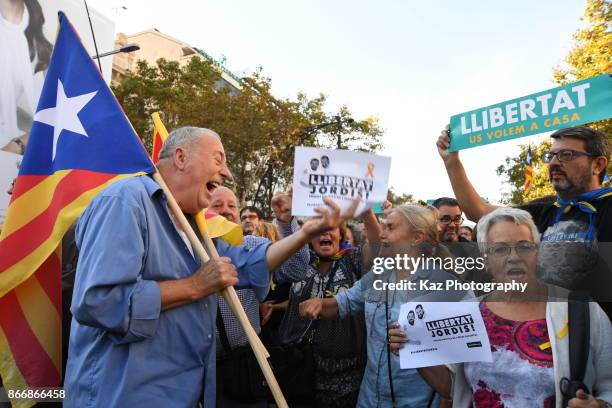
111, 28, 242, 93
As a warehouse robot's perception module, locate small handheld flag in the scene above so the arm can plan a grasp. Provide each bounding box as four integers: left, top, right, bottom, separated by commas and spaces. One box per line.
524, 145, 534, 191
198, 210, 243, 245
151, 112, 169, 163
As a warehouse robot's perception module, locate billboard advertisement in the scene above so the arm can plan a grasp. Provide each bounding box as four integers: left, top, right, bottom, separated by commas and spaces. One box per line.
0, 0, 114, 225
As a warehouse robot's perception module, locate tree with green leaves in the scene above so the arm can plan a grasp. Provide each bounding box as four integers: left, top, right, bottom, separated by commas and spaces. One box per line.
496, 0, 611, 204
553, 0, 611, 137
496, 141, 555, 204
386, 188, 415, 206
112, 58, 383, 216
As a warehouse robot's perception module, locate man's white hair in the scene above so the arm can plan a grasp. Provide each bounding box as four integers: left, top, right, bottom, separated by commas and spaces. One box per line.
211, 186, 238, 203
158, 126, 220, 161
476, 207, 540, 253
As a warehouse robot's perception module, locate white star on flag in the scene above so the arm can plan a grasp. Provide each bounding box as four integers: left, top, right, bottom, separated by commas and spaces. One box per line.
34, 79, 98, 160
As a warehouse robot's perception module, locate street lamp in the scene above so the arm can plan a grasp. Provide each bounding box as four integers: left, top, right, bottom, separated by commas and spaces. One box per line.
92, 43, 140, 59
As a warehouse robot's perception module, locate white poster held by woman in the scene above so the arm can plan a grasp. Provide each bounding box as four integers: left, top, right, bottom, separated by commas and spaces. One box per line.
292, 146, 391, 216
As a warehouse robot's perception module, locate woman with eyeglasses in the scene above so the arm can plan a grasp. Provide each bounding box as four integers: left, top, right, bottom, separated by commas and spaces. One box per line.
389, 207, 612, 408
299, 204, 466, 407
436, 126, 612, 321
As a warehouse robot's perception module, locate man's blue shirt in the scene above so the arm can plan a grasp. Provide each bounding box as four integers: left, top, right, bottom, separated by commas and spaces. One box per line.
64, 176, 270, 407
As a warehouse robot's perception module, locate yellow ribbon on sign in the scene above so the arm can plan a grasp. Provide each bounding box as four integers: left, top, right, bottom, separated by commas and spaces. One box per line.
365, 162, 375, 178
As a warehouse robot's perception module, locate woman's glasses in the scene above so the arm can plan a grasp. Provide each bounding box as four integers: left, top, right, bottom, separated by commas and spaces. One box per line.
485, 242, 538, 258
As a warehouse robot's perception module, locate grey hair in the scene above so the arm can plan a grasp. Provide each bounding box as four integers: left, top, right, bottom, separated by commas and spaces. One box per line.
476, 207, 540, 253
157, 126, 220, 161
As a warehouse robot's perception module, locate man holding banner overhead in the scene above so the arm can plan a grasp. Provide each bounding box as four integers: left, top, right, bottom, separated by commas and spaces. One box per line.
436, 125, 612, 319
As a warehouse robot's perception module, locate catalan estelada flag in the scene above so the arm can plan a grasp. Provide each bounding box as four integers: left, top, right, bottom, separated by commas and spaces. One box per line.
523, 145, 534, 191
0, 12, 155, 407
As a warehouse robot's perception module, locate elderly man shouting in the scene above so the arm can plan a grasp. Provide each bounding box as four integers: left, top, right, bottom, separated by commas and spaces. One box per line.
64, 127, 356, 408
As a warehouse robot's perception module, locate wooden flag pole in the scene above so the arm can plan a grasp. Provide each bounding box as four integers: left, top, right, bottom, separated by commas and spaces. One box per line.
193, 213, 269, 358
152, 173, 266, 355
151, 172, 287, 408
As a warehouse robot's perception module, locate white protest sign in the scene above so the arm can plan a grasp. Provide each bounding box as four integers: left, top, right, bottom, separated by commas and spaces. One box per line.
291, 147, 391, 216
398, 302, 492, 369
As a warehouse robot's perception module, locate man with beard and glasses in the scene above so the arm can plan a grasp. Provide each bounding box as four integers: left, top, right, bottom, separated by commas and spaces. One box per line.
431, 197, 483, 284
431, 197, 467, 244
436, 125, 612, 319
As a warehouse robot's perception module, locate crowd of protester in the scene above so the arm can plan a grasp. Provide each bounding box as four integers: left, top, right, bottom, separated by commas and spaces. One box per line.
54, 125, 612, 408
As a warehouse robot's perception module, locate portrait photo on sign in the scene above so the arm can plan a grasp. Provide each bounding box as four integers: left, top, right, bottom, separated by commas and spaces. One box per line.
292, 146, 391, 216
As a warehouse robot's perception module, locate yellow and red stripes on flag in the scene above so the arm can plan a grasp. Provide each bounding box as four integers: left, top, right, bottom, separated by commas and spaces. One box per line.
524, 165, 534, 191
523, 145, 534, 192
151, 112, 169, 163
0, 13, 157, 405
0, 249, 61, 408
0, 169, 144, 407
197, 210, 243, 245
0, 170, 143, 296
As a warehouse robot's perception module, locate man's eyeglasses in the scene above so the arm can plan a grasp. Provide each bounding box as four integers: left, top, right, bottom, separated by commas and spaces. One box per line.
438, 215, 463, 225
541, 149, 598, 163
485, 242, 538, 258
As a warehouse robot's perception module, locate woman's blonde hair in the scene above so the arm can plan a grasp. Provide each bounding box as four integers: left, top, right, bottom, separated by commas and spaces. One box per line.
255, 222, 281, 242
391, 204, 449, 258
392, 204, 440, 244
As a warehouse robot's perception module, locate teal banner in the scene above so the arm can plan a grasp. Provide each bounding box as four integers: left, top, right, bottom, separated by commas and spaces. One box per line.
372, 202, 384, 214
449, 74, 612, 152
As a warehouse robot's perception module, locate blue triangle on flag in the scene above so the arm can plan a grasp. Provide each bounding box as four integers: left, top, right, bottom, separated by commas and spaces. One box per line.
525, 145, 532, 165
20, 12, 155, 177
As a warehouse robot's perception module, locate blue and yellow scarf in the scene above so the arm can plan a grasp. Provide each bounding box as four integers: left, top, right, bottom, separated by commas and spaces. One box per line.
549, 186, 612, 242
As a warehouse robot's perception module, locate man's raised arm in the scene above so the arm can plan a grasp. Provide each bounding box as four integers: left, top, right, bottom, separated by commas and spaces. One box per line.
436, 125, 498, 221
